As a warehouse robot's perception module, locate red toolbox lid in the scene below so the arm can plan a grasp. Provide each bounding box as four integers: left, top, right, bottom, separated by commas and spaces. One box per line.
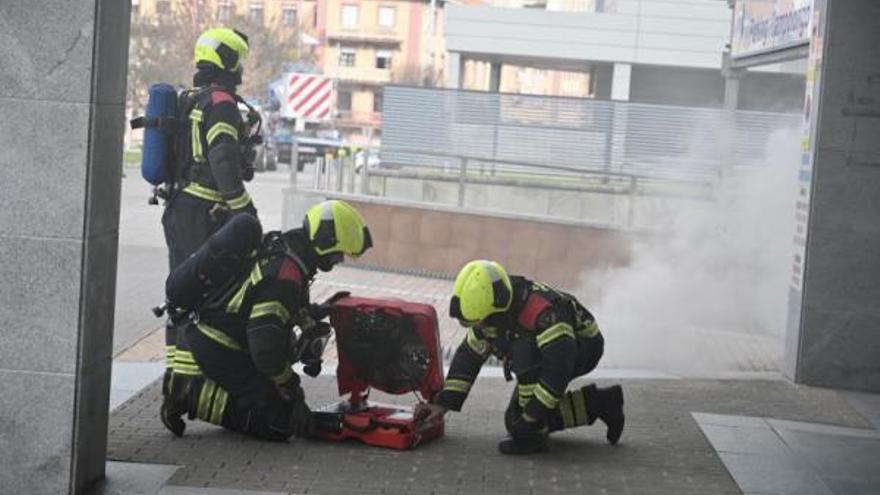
329, 296, 444, 401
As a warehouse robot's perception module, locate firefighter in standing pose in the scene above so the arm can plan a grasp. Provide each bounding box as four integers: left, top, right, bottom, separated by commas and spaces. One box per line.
416, 260, 624, 454
161, 200, 372, 440
160, 27, 263, 416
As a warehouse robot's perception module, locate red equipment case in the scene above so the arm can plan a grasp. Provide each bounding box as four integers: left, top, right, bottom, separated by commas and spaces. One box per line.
312, 296, 445, 449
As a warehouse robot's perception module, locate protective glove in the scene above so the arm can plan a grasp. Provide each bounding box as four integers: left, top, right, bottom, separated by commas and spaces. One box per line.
309, 291, 350, 321
241, 145, 257, 182
509, 414, 548, 441
303, 361, 322, 378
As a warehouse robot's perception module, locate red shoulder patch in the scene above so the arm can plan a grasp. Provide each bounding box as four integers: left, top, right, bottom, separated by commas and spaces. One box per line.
518, 294, 551, 330
211, 89, 235, 105
278, 258, 303, 285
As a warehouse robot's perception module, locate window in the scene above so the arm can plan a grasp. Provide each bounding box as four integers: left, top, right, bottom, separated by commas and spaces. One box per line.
282, 5, 297, 25
378, 6, 395, 28
375, 49, 392, 70
217, 0, 233, 21
156, 0, 171, 15
342, 5, 359, 28
373, 90, 383, 113
338, 90, 352, 111
339, 47, 356, 67
249, 2, 264, 24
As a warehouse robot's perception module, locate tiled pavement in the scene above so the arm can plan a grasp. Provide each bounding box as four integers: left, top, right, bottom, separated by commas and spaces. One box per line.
107, 376, 869, 495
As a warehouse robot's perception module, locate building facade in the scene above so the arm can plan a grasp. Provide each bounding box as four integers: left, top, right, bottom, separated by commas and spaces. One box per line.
448, 0, 805, 111
314, 0, 445, 146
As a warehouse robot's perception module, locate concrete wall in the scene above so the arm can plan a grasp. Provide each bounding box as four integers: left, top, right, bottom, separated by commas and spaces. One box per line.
791, 0, 880, 392
445, 1, 730, 70
318, 195, 635, 290
0, 1, 129, 493
630, 65, 726, 108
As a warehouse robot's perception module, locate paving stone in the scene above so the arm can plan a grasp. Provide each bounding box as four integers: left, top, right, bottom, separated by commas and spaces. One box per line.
108, 376, 868, 495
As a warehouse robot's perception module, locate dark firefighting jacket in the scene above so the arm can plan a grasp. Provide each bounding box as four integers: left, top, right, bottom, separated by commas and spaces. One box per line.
181, 85, 256, 217
435, 276, 600, 421
190, 232, 315, 386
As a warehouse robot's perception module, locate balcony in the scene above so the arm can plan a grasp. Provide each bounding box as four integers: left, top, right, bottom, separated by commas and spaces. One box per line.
326, 28, 402, 46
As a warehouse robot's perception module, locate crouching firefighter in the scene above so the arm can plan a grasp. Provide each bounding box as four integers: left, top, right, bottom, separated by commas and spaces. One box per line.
160, 200, 372, 441
131, 26, 265, 411
415, 260, 625, 455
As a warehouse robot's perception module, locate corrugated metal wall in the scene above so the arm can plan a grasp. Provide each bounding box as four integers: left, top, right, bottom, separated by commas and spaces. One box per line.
380, 86, 800, 182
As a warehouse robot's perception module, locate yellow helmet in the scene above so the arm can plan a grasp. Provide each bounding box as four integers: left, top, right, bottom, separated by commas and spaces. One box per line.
450, 260, 513, 323
193, 28, 249, 71
304, 200, 372, 257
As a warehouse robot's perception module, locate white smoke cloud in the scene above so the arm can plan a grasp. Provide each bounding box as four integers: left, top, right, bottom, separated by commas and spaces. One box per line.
583, 127, 801, 376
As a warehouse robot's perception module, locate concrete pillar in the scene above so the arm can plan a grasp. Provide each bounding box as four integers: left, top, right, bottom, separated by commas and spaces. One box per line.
489, 62, 502, 93
592, 63, 614, 100
0, 1, 130, 493
786, 0, 880, 392
721, 54, 743, 178
446, 51, 463, 89
610, 62, 632, 101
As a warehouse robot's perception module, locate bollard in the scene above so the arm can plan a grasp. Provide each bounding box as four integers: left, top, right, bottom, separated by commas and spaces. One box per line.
458, 157, 468, 208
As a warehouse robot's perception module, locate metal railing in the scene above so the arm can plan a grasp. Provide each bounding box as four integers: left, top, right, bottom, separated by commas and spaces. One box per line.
307, 146, 716, 228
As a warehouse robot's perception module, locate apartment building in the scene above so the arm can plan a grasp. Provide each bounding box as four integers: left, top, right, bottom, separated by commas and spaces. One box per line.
314, 0, 444, 146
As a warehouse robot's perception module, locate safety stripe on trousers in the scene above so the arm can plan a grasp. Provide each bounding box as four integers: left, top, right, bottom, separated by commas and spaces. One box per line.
443, 378, 472, 394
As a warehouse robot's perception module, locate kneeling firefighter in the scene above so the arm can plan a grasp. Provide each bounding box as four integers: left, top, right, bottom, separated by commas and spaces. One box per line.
416, 260, 625, 454
161, 200, 372, 441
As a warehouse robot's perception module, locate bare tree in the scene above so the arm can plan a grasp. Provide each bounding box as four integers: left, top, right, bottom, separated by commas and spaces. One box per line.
127, 2, 311, 116
391, 64, 442, 88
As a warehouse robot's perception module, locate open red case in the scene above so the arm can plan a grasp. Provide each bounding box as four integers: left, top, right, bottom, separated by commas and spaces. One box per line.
312, 296, 445, 449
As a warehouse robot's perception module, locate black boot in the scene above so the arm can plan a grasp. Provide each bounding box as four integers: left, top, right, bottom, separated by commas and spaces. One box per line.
498, 436, 548, 455
584, 384, 624, 445
160, 400, 186, 437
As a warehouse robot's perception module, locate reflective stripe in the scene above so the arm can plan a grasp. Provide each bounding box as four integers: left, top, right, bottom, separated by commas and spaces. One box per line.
206, 121, 239, 145
249, 262, 263, 284
226, 191, 252, 211
251, 301, 291, 324
443, 378, 472, 394
560, 394, 576, 428
173, 350, 202, 375
576, 320, 600, 338
465, 329, 488, 356
197, 322, 244, 351
198, 381, 215, 421
270, 366, 293, 385
572, 387, 588, 425
480, 326, 498, 338
536, 322, 575, 348
211, 387, 228, 424
191, 109, 204, 162
165, 345, 176, 366
518, 383, 536, 407
534, 382, 559, 409
182, 183, 223, 202
226, 263, 263, 313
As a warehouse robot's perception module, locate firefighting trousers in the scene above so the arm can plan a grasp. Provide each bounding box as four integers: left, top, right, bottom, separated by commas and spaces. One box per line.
161, 192, 228, 393
166, 322, 300, 441
504, 332, 605, 434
